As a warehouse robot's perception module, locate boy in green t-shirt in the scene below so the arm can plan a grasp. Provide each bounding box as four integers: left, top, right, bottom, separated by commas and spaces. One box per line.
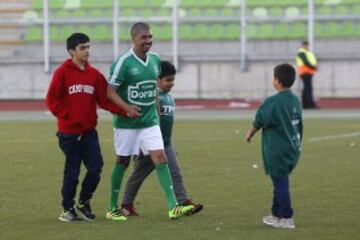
246, 63, 303, 229
119, 61, 203, 216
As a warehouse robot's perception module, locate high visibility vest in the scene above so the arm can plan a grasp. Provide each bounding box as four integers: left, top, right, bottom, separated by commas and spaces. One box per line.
296, 47, 317, 75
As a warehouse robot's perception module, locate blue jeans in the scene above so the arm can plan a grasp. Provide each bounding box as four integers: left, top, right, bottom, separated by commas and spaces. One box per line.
270, 175, 293, 218
57, 129, 103, 210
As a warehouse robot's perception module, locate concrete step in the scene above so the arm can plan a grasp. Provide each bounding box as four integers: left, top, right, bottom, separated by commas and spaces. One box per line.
0, 13, 27, 20
0, 0, 32, 22
0, 1, 30, 49
0, 0, 31, 9
0, 27, 24, 40
0, 3, 27, 55
0, 7, 28, 21
0, 45, 17, 57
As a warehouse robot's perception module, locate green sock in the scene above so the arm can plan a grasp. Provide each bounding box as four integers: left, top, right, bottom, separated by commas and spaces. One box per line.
155, 163, 178, 210
108, 163, 126, 211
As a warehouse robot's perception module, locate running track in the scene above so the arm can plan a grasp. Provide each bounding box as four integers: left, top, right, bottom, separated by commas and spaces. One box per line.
0, 98, 359, 111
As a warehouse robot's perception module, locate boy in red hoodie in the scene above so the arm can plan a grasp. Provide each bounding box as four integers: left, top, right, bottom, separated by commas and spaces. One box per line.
46, 33, 128, 222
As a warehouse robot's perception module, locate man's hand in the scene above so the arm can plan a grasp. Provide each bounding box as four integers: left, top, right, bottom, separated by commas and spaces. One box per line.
125, 105, 141, 118
107, 86, 141, 117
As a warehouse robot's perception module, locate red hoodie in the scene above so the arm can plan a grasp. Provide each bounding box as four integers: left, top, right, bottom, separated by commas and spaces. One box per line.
46, 59, 125, 134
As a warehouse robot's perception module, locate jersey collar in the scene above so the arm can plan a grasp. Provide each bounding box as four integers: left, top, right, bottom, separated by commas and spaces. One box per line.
131, 48, 149, 67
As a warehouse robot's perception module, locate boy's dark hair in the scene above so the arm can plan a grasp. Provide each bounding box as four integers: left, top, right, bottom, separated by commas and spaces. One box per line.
159, 61, 176, 78
273, 63, 296, 88
66, 33, 90, 51
131, 22, 150, 38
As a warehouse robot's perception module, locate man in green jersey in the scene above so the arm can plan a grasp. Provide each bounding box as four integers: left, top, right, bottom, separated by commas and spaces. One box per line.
106, 22, 194, 221
118, 61, 203, 216
246, 63, 303, 229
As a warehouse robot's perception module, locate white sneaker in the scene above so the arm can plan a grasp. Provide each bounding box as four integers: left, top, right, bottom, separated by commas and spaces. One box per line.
59, 208, 82, 222
274, 218, 295, 229
262, 215, 279, 226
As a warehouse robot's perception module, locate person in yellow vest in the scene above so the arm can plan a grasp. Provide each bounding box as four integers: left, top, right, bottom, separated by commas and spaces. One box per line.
296, 41, 318, 109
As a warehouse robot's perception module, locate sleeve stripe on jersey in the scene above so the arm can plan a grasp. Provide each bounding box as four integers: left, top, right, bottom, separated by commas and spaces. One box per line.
109, 82, 120, 86
108, 50, 132, 84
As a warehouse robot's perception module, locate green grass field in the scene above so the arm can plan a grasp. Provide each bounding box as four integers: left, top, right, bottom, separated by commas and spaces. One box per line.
1, 113, 359, 240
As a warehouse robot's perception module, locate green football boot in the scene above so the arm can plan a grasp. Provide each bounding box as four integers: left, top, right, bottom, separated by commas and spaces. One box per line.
106, 209, 127, 221
168, 205, 194, 220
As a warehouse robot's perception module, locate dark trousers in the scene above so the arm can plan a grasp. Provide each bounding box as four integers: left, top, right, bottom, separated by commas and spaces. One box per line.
122, 144, 189, 205
300, 74, 317, 108
57, 129, 104, 210
270, 175, 293, 218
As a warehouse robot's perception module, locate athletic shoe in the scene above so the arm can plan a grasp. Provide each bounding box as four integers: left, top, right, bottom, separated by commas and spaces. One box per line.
182, 199, 204, 215
75, 202, 96, 221
168, 205, 194, 220
263, 215, 279, 226
273, 218, 295, 229
119, 204, 139, 216
106, 209, 127, 221
59, 208, 83, 222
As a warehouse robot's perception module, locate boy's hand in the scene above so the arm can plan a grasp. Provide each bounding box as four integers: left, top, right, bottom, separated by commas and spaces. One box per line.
125, 105, 141, 118
246, 133, 252, 143
245, 127, 258, 143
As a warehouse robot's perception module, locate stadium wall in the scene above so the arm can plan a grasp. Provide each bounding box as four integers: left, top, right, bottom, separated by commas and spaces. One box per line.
1, 57, 359, 99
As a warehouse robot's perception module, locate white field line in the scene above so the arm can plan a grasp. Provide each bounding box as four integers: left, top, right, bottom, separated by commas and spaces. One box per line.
308, 131, 360, 142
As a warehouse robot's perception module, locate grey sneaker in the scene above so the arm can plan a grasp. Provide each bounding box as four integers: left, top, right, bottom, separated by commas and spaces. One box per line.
274, 218, 295, 229
263, 215, 279, 226
59, 208, 83, 222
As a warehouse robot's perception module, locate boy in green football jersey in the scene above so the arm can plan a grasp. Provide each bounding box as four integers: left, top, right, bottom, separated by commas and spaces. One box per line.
119, 61, 203, 216
106, 22, 194, 221
246, 63, 303, 229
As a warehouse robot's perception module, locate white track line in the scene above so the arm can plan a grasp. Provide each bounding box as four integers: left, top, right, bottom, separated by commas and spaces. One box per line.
308, 131, 360, 142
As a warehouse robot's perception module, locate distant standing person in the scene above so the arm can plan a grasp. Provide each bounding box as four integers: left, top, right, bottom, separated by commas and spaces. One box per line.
46, 33, 128, 222
246, 63, 303, 229
296, 41, 318, 109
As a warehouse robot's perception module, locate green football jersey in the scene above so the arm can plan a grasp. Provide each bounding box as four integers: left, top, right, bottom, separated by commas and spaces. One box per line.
253, 90, 303, 176
108, 49, 161, 129
158, 90, 175, 147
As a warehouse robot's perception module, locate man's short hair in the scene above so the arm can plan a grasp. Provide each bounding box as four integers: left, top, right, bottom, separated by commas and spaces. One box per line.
159, 61, 176, 78
302, 40, 309, 46
273, 63, 296, 88
66, 33, 89, 51
130, 22, 150, 38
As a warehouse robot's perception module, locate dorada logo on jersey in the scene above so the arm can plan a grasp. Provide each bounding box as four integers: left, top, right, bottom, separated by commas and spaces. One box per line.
68, 84, 94, 95
128, 80, 157, 106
